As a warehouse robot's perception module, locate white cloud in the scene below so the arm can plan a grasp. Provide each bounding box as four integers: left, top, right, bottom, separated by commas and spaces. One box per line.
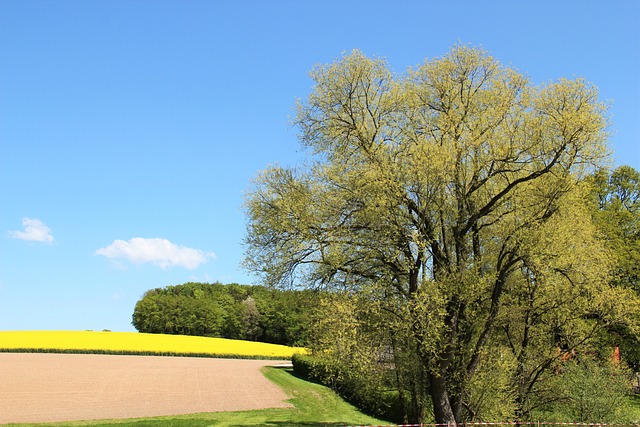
9, 218, 55, 243
95, 237, 216, 270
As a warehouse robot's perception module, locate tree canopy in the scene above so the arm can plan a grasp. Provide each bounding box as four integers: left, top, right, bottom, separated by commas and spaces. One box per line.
132, 282, 314, 346
244, 46, 638, 423
589, 165, 640, 371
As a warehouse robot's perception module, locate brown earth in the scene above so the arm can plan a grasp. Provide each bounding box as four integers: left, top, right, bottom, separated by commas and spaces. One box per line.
0, 353, 293, 424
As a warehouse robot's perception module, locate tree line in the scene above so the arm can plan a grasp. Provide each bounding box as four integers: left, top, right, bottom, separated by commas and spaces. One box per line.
132, 282, 315, 346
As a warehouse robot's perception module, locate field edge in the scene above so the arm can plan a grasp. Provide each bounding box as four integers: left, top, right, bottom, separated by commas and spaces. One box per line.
0, 347, 291, 360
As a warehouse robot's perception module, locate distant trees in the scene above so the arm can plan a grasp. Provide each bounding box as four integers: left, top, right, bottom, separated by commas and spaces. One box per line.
132, 282, 314, 346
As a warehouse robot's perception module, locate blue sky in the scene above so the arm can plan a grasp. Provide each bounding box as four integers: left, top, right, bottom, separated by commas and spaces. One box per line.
1, 0, 638, 332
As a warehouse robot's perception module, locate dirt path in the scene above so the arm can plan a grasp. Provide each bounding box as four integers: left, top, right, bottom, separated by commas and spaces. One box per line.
0, 353, 293, 424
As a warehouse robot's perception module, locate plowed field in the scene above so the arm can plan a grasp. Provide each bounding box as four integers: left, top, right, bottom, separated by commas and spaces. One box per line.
0, 353, 292, 424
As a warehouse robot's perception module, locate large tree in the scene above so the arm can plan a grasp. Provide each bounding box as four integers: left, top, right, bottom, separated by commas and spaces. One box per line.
244, 46, 631, 423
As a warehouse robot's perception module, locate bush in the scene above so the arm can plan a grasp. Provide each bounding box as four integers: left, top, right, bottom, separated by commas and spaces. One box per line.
535, 357, 634, 422
292, 353, 403, 423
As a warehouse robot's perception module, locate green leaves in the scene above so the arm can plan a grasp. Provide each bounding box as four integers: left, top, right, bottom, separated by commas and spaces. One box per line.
132, 282, 315, 346
243, 45, 630, 423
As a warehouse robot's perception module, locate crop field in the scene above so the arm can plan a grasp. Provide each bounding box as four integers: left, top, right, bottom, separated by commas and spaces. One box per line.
0, 330, 305, 359
0, 353, 296, 424
0, 331, 322, 425
1, 355, 386, 426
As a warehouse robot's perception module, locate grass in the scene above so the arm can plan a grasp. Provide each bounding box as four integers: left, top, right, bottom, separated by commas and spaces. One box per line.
6, 367, 388, 427
629, 394, 640, 423
0, 331, 305, 359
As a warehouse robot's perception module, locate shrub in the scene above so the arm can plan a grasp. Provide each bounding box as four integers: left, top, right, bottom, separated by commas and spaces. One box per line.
535, 357, 634, 422
292, 353, 403, 423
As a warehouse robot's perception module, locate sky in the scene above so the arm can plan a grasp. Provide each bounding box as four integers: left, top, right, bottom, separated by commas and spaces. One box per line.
1, 0, 639, 332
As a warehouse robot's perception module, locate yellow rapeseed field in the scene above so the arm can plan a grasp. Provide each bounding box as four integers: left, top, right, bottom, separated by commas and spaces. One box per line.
0, 330, 305, 359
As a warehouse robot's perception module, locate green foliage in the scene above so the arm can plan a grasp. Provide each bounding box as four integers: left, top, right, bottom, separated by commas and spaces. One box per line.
306, 291, 433, 422
291, 353, 334, 386
292, 353, 403, 423
588, 165, 640, 371
132, 282, 315, 346
243, 45, 638, 423
534, 358, 634, 422
629, 394, 640, 421
131, 290, 225, 336
590, 165, 639, 294
466, 347, 518, 421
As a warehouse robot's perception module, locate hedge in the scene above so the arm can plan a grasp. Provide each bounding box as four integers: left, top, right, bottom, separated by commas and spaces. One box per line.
292, 353, 403, 422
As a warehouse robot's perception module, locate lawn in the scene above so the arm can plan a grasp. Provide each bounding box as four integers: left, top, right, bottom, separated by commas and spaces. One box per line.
6, 367, 388, 427
0, 330, 304, 359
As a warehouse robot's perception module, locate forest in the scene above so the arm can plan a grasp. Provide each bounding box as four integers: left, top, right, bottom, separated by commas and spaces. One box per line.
132, 281, 315, 347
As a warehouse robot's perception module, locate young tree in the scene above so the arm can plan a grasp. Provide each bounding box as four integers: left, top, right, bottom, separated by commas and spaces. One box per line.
244, 46, 629, 423
549, 358, 633, 422
241, 296, 262, 341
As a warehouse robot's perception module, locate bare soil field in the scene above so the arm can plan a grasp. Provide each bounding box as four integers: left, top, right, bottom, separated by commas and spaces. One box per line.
0, 353, 293, 424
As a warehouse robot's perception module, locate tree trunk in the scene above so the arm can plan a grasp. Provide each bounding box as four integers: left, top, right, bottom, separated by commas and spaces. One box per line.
429, 372, 456, 424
